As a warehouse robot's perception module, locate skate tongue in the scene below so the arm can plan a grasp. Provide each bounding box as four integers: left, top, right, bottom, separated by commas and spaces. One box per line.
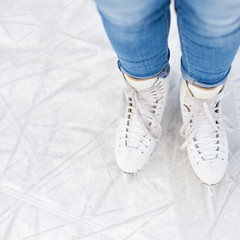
125, 74, 158, 90
188, 83, 223, 100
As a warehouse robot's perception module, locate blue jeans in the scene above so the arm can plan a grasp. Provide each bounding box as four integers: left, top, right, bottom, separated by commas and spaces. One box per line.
95, 0, 240, 87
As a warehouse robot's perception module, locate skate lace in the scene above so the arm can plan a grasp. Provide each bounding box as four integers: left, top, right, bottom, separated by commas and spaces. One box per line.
180, 91, 233, 161
121, 79, 164, 149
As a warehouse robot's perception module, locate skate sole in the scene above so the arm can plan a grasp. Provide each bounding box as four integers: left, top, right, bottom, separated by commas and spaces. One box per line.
118, 166, 139, 175
197, 175, 219, 186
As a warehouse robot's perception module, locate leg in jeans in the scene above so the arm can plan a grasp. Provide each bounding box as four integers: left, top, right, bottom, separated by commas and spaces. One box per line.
95, 0, 170, 79
177, 0, 240, 185
95, 0, 172, 173
175, 0, 240, 87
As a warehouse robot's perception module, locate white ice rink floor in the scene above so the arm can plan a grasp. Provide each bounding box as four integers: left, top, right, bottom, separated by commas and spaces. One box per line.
0, 0, 240, 239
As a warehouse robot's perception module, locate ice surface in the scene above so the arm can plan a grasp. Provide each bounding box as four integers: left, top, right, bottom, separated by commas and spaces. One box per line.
0, 0, 239, 239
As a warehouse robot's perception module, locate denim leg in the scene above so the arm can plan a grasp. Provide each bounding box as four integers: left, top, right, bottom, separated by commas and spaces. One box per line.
95, 0, 171, 79
175, 0, 240, 88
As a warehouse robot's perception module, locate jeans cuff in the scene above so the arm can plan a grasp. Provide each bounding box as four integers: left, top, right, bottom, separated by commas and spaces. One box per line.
181, 66, 228, 88
117, 60, 170, 79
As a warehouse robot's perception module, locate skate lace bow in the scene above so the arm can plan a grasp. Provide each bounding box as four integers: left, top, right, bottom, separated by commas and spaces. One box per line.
121, 82, 163, 148
180, 91, 233, 161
